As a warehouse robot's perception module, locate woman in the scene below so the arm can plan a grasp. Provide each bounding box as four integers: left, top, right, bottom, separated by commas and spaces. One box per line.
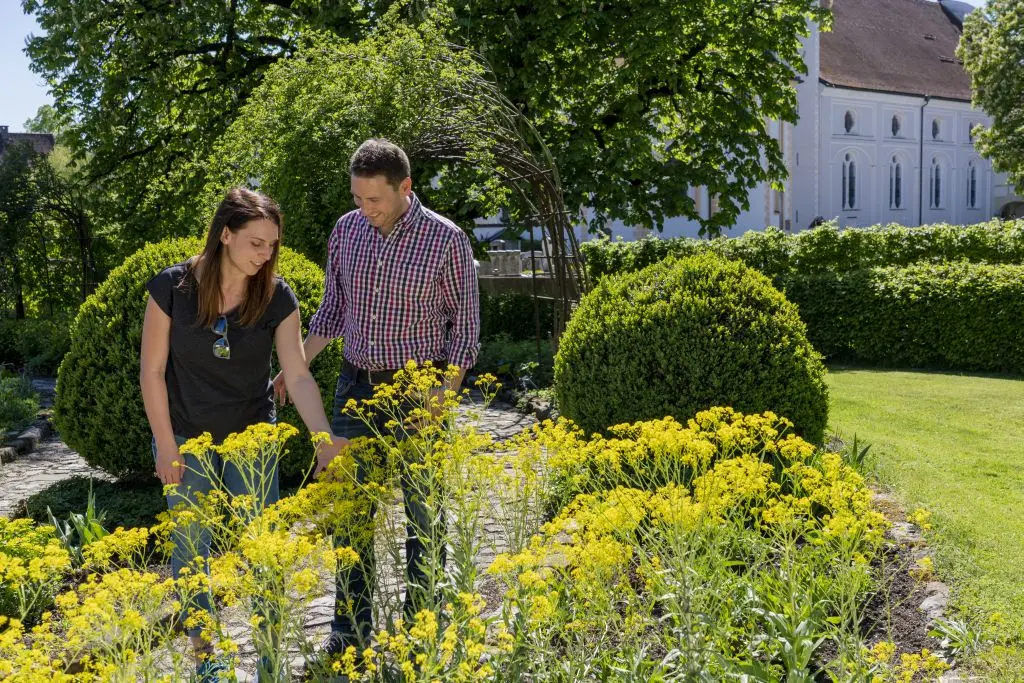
139, 188, 345, 682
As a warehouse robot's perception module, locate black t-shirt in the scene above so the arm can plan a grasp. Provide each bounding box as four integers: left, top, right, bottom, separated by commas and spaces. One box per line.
146, 261, 299, 442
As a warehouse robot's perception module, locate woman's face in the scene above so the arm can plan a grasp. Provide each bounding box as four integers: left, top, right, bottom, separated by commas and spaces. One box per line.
221, 218, 279, 277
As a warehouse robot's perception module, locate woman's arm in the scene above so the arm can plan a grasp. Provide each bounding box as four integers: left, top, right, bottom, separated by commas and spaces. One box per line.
275, 310, 347, 473
139, 296, 183, 485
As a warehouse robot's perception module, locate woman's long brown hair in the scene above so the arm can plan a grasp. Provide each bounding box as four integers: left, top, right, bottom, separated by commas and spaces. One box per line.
190, 188, 283, 328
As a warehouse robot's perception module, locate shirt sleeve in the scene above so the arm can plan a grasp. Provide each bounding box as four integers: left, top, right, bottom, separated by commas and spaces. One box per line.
268, 279, 300, 328
145, 267, 176, 317
308, 219, 347, 340
440, 230, 481, 371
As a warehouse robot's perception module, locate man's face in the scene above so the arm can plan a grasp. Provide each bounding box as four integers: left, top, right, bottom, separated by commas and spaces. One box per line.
351, 174, 412, 230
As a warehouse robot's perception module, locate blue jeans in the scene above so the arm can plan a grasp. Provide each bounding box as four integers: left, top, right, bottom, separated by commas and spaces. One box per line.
329, 369, 447, 648
153, 434, 280, 638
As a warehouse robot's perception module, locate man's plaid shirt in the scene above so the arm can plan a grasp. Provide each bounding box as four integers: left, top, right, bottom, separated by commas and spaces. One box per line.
308, 193, 480, 372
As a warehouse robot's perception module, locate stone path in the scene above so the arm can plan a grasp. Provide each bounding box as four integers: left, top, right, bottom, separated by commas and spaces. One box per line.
0, 380, 539, 680
0, 379, 114, 518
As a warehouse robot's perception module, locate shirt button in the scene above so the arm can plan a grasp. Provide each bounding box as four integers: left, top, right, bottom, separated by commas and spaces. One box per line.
369, 341, 375, 347
374, 288, 380, 294
377, 261, 383, 268
371, 315, 377, 321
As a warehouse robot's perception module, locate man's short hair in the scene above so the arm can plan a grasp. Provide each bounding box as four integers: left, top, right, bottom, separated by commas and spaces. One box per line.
349, 138, 411, 189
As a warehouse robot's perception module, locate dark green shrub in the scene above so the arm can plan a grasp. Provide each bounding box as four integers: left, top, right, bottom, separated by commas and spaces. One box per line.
555, 253, 829, 442
473, 333, 554, 389
479, 290, 554, 341
0, 375, 39, 435
780, 262, 1024, 373
14, 476, 167, 533
0, 316, 73, 375
54, 238, 342, 480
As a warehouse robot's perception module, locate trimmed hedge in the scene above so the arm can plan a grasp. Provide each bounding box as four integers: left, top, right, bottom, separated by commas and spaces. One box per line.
14, 476, 167, 532
581, 220, 1024, 281
54, 239, 343, 481
555, 253, 829, 442
479, 290, 554, 341
780, 262, 1024, 373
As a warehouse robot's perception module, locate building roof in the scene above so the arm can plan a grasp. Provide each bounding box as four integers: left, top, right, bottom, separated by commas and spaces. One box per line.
819, 0, 974, 102
0, 126, 56, 158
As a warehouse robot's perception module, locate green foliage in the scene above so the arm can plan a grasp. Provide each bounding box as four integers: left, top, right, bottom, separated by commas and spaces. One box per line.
580, 220, 1024, 281
580, 221, 1024, 374
25, 0, 829, 245
21, 0, 349, 252
0, 316, 73, 375
45, 482, 109, 566
449, 0, 830, 235
555, 253, 829, 442
0, 139, 105, 318
479, 291, 554, 342
16, 476, 166, 533
53, 238, 342, 479
204, 15, 504, 260
781, 261, 1024, 374
959, 0, 1024, 195
0, 375, 40, 435
473, 333, 554, 390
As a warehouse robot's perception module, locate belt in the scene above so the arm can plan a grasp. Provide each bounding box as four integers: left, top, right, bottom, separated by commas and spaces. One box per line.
342, 359, 448, 386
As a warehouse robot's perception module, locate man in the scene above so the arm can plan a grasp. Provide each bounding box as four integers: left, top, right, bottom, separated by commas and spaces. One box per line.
273, 138, 480, 665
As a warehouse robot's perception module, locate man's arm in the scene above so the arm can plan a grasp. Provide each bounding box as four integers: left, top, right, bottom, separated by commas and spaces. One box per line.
439, 231, 481, 393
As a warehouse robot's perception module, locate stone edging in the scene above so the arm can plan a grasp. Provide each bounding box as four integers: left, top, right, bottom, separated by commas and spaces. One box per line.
0, 413, 53, 465
873, 491, 982, 683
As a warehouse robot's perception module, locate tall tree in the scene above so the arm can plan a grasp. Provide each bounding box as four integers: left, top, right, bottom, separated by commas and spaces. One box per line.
0, 144, 48, 318
23, 104, 71, 146
960, 0, 1024, 194
22, 0, 361, 248
25, 0, 827, 243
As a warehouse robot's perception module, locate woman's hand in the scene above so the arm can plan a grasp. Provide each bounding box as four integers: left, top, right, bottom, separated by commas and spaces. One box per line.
155, 442, 184, 486
314, 434, 349, 478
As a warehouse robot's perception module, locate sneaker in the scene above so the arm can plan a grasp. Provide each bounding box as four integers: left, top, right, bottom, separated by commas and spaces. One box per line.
195, 654, 237, 683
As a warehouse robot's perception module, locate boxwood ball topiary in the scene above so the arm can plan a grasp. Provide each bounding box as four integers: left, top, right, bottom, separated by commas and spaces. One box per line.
54, 238, 342, 481
555, 252, 829, 442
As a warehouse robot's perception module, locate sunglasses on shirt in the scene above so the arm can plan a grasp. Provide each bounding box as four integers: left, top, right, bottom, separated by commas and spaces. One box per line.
212, 314, 230, 360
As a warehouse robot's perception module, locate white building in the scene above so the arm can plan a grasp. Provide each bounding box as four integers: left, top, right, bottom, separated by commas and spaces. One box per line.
595, 0, 1023, 242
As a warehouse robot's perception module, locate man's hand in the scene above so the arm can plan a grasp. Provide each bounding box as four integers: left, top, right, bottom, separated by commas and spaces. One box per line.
273, 371, 288, 405
314, 434, 349, 478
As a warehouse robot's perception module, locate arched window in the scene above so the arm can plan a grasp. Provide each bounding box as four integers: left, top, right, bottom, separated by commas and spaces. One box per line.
968, 123, 977, 143
889, 155, 903, 209
967, 161, 978, 209
929, 158, 942, 208
844, 111, 855, 134
932, 119, 941, 140
842, 153, 857, 210
891, 115, 902, 138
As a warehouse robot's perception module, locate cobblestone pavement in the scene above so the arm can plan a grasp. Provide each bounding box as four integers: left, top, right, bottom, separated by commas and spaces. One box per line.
0, 381, 539, 680
0, 379, 114, 518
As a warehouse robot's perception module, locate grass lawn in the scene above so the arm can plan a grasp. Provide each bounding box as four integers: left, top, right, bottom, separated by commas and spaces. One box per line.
826, 367, 1024, 679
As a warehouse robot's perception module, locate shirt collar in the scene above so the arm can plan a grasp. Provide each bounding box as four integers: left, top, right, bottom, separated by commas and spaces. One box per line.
391, 192, 424, 235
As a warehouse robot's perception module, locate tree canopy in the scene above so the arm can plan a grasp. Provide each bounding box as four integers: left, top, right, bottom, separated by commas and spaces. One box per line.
960, 0, 1024, 194
24, 0, 828, 245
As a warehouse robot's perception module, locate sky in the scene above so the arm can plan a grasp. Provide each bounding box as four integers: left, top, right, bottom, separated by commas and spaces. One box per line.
0, 0, 990, 133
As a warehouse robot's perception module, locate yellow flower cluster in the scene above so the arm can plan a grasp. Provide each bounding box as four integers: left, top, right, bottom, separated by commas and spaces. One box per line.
0, 518, 72, 622
82, 526, 150, 570
867, 640, 950, 682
